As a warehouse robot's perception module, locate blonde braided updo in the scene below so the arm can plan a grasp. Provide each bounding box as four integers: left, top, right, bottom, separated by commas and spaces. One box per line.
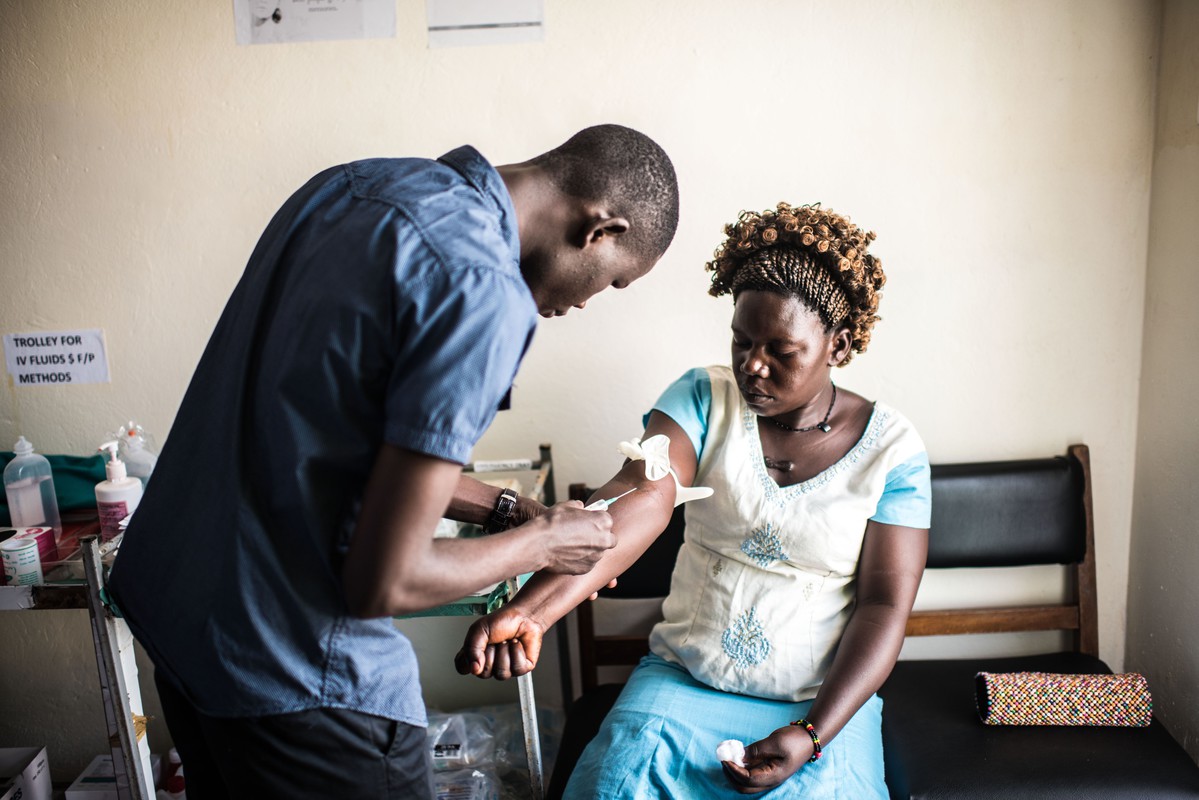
706, 202, 886, 365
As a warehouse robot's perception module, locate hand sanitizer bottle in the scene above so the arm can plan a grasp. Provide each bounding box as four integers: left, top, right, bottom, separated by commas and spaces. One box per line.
95, 441, 144, 542
3, 436, 62, 539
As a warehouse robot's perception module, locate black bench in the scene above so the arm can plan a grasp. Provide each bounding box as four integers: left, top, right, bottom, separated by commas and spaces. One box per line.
879, 444, 1199, 798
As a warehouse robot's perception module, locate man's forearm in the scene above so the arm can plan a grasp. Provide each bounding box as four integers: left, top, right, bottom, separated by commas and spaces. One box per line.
445, 474, 544, 529
347, 522, 552, 617
391, 529, 553, 613
444, 475, 502, 526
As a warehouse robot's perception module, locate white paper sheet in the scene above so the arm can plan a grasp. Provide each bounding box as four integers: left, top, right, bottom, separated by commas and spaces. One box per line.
4, 329, 110, 387
232, 0, 396, 46
426, 0, 544, 48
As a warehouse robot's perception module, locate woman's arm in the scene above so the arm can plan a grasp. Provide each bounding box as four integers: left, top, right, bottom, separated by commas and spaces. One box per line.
455, 412, 697, 679
724, 521, 928, 793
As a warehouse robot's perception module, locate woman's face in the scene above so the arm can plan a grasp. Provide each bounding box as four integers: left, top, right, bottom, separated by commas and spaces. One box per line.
731, 290, 846, 418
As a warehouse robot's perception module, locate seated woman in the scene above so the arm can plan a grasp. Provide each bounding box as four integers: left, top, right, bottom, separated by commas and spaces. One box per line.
456, 202, 931, 798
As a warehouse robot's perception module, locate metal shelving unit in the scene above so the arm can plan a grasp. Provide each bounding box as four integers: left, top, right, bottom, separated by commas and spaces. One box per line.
2, 442, 557, 800
1, 534, 155, 800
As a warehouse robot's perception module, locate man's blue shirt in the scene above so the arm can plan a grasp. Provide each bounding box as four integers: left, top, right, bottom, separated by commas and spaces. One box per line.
108, 146, 537, 725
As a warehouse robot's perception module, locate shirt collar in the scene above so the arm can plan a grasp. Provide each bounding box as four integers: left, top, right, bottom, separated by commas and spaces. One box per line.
438, 145, 521, 265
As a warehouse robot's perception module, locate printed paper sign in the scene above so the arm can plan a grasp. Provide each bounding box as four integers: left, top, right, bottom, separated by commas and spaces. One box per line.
3, 329, 111, 387
427, 0, 544, 48
232, 0, 396, 46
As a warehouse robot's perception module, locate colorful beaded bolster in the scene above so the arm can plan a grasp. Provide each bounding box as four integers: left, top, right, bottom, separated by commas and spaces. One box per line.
789, 718, 823, 761
975, 672, 1152, 727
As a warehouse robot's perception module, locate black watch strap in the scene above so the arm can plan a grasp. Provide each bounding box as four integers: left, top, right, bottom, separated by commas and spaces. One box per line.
483, 488, 519, 534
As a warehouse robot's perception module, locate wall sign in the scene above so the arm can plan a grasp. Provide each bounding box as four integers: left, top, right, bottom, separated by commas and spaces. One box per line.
3, 329, 111, 387
427, 0, 544, 48
232, 0, 396, 46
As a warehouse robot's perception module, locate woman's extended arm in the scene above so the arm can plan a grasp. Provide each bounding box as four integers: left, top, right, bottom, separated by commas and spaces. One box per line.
724, 521, 928, 793
454, 412, 696, 680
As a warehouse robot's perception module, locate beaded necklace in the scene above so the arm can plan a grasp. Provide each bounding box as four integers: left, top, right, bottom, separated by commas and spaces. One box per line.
763, 383, 837, 473
768, 383, 836, 434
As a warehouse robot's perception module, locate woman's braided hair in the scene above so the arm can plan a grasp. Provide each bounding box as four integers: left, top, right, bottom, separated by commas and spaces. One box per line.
706, 202, 886, 366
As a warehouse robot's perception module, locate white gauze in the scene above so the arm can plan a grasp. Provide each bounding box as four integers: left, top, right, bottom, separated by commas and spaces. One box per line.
716, 739, 746, 767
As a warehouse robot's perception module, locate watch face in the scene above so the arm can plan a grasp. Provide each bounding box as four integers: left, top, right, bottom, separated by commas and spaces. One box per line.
485, 489, 518, 534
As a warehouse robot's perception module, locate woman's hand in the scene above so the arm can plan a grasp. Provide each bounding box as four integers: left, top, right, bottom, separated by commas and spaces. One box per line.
454, 607, 545, 680
721, 725, 814, 793
586, 578, 618, 601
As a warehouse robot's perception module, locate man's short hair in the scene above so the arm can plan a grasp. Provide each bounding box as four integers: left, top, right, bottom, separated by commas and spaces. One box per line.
530, 124, 680, 260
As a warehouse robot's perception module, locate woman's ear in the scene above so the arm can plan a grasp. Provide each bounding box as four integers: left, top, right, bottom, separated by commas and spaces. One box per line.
828, 325, 853, 366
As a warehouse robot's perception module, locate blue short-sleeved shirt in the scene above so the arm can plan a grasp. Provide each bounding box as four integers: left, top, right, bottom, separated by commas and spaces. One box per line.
108, 146, 537, 725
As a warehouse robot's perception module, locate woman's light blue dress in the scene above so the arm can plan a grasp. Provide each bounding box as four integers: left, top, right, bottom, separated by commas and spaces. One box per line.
564, 366, 931, 799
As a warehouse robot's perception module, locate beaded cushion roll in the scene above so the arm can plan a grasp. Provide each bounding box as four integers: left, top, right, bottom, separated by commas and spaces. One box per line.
975, 672, 1152, 727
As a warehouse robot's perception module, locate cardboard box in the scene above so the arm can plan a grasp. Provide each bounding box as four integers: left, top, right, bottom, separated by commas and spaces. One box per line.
0, 747, 52, 800
65, 754, 161, 800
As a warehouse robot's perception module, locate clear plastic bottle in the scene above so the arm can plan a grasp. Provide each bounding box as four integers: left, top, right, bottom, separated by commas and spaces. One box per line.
116, 420, 158, 489
3, 436, 62, 539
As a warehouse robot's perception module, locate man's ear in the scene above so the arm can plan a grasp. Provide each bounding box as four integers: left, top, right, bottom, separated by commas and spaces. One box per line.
828, 325, 853, 366
579, 213, 630, 249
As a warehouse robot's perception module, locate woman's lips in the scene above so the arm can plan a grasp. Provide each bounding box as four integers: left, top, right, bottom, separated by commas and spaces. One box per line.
740, 385, 773, 405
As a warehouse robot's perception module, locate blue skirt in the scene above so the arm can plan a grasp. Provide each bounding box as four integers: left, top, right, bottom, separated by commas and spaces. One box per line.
563, 654, 886, 799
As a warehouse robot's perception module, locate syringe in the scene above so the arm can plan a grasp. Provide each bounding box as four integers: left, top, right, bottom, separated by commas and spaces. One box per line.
584, 487, 637, 511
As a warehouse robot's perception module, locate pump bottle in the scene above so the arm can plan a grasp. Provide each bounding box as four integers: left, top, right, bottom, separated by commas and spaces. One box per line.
95, 441, 144, 542
3, 436, 62, 539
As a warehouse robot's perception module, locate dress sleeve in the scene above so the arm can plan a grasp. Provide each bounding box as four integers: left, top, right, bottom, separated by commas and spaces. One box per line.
870, 451, 932, 529
642, 367, 712, 462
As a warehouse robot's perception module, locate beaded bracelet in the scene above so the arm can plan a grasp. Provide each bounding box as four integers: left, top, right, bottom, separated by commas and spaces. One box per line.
790, 718, 823, 762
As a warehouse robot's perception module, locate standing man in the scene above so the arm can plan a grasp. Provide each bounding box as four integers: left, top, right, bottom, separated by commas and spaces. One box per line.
107, 124, 679, 799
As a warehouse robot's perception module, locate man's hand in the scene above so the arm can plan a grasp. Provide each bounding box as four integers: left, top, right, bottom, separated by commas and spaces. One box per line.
722, 725, 813, 794
455, 607, 545, 680
532, 501, 617, 574
511, 495, 546, 528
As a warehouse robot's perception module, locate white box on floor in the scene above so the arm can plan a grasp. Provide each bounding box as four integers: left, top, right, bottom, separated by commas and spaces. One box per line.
65, 754, 162, 800
0, 746, 52, 800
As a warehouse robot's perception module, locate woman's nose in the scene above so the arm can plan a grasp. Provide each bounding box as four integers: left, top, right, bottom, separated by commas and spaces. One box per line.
740, 351, 768, 377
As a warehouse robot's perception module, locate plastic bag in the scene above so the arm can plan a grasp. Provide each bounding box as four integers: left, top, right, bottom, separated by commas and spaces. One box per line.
434, 767, 500, 800
426, 711, 496, 772
467, 703, 564, 780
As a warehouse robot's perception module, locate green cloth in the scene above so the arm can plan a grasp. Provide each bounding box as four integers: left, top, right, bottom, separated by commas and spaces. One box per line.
0, 451, 106, 526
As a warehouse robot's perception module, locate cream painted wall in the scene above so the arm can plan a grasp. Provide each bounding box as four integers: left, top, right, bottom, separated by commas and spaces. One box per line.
1127, 0, 1199, 764
0, 0, 1165, 780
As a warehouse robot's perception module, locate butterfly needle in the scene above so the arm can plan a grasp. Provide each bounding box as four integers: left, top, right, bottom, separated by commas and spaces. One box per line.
584, 487, 638, 511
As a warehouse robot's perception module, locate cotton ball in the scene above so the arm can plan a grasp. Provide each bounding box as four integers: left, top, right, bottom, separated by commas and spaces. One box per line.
716, 739, 746, 767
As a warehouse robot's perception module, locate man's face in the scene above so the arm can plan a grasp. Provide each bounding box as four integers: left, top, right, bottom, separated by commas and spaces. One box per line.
525, 244, 656, 318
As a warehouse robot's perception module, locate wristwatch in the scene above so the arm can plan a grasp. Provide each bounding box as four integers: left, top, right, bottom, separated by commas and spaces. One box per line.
483, 488, 519, 534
